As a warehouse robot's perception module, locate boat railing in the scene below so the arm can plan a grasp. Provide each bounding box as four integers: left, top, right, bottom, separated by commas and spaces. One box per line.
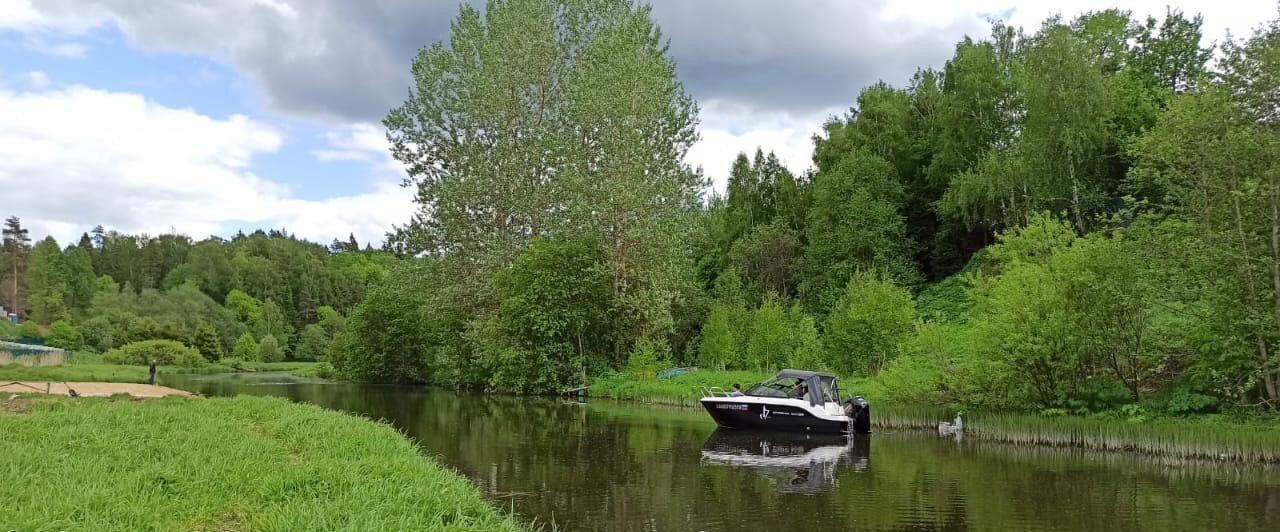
702, 386, 732, 398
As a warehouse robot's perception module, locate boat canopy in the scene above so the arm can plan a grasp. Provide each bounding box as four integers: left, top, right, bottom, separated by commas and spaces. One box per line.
747, 369, 841, 406
774, 369, 836, 380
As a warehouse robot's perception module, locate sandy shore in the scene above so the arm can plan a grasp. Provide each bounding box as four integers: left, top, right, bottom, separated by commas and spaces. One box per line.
0, 381, 194, 398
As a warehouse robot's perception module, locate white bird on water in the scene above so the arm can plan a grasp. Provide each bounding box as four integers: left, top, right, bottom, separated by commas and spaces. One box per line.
938, 412, 964, 437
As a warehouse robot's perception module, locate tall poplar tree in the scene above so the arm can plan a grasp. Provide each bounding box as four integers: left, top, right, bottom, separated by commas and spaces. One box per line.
385, 0, 700, 360
1, 216, 31, 316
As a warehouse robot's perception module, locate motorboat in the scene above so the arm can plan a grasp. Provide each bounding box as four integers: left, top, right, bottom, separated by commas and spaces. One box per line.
700, 369, 871, 434
700, 429, 870, 493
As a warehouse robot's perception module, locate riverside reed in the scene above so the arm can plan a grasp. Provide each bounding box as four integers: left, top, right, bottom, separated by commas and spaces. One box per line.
590, 371, 1280, 463
0, 395, 527, 531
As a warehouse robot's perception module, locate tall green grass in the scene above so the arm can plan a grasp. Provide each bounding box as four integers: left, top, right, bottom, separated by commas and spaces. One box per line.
874, 405, 1280, 463
589, 370, 772, 406
0, 395, 528, 531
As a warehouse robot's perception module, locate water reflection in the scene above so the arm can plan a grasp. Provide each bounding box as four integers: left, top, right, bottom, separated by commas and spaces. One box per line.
164, 373, 1280, 532
701, 430, 869, 493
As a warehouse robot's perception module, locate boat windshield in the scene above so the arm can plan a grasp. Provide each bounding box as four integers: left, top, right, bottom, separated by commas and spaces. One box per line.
745, 377, 806, 399
746, 375, 841, 403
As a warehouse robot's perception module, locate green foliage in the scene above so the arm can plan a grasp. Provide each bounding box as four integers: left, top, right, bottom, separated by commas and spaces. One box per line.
294, 324, 329, 362
316, 305, 345, 337
258, 334, 283, 363
384, 0, 701, 364
328, 260, 457, 384
231, 333, 260, 362
225, 288, 262, 325
625, 338, 670, 379
87, 281, 244, 352
728, 220, 800, 302
824, 271, 916, 376
1, 216, 32, 319
746, 295, 788, 371
103, 339, 205, 367
915, 272, 973, 323
25, 237, 69, 325
17, 321, 40, 341
697, 304, 738, 370
800, 150, 918, 312
1165, 388, 1221, 416
191, 322, 224, 362
485, 237, 614, 392
44, 319, 84, 351
784, 306, 827, 371
878, 322, 969, 404
590, 369, 772, 406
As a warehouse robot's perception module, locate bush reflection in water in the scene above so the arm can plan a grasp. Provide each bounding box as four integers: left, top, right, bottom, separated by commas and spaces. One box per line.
165, 374, 1280, 532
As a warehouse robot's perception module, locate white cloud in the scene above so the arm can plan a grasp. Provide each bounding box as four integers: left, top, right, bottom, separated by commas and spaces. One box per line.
313, 122, 398, 173
0, 82, 414, 246
22, 34, 88, 58
23, 71, 50, 88
0, 0, 42, 30
688, 100, 836, 193
4, 0, 1278, 234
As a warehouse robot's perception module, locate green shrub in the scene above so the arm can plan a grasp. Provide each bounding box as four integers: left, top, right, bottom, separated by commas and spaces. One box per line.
102, 340, 205, 367
17, 321, 41, 342
259, 334, 283, 362
191, 322, 224, 362
80, 315, 116, 352
44, 320, 85, 351
1166, 389, 1220, 415
1058, 377, 1133, 414
220, 357, 248, 370
825, 271, 915, 376
293, 324, 329, 361
915, 273, 973, 323
231, 333, 260, 361
876, 354, 945, 404
626, 338, 670, 379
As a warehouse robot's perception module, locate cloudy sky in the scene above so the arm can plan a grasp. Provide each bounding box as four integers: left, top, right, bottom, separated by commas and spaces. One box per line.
1, 0, 1275, 246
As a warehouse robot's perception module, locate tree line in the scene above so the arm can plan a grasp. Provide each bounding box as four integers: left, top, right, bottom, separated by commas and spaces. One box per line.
331, 0, 1280, 415
0, 221, 391, 362
8, 0, 1279, 414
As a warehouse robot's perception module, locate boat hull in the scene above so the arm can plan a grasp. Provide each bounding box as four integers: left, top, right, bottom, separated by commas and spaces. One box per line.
701, 398, 849, 434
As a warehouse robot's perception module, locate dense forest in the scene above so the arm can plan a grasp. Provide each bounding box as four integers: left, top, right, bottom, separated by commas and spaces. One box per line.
332, 0, 1280, 414
7, 0, 1280, 415
0, 220, 392, 362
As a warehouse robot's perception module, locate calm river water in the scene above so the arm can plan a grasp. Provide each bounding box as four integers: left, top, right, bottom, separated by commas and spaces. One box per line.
163, 372, 1280, 531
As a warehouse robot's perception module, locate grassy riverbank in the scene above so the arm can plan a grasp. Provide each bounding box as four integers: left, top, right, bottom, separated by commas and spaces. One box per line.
590, 371, 1280, 463
0, 394, 526, 531
0, 360, 332, 384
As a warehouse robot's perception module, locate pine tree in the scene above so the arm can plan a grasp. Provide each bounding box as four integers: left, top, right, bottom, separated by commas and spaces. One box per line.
1, 216, 31, 316
192, 322, 225, 362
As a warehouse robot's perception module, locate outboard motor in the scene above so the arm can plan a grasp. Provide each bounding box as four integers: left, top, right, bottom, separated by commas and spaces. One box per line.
844, 395, 871, 434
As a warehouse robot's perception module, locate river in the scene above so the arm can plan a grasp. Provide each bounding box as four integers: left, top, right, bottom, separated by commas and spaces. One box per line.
163, 372, 1280, 531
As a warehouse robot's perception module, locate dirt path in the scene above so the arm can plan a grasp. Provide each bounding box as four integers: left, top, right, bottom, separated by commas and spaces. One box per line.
0, 381, 194, 398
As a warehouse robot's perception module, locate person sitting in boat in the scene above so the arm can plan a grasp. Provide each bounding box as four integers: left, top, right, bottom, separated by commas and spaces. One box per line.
794, 382, 808, 399
728, 383, 744, 397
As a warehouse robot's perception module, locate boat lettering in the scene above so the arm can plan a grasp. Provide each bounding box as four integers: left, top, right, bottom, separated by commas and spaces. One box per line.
716, 404, 749, 411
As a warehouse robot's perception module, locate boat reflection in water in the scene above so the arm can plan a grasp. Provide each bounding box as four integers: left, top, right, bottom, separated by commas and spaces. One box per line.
700, 429, 870, 493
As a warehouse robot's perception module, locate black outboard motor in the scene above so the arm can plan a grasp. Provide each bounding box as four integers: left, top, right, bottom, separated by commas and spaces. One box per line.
844, 396, 871, 434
